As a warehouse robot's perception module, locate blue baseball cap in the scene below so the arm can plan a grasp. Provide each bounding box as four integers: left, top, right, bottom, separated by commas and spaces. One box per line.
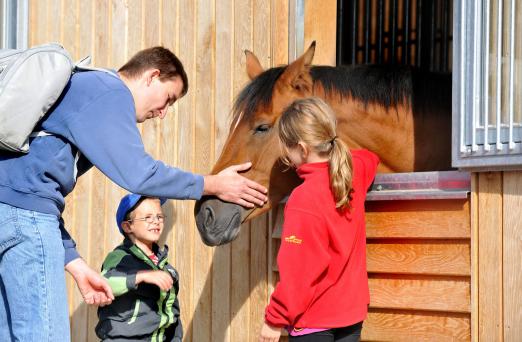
116, 193, 167, 235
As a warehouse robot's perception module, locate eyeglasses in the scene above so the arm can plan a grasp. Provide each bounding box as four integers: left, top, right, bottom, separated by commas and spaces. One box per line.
127, 214, 166, 224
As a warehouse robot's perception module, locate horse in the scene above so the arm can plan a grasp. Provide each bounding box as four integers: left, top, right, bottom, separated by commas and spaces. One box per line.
194, 41, 452, 246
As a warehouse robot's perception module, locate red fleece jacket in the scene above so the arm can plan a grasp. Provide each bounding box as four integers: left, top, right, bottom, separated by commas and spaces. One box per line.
265, 149, 379, 329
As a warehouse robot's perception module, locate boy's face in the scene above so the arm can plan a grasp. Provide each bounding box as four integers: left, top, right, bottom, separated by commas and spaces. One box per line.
122, 198, 165, 247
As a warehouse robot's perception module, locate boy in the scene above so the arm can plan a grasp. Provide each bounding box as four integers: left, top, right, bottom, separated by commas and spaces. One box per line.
96, 193, 182, 341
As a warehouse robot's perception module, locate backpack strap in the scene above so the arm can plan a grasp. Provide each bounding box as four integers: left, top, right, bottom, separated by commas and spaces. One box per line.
29, 131, 53, 138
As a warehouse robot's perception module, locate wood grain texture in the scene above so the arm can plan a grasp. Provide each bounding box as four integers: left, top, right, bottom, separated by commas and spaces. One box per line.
304, 0, 337, 65
477, 172, 503, 341
369, 275, 470, 313
502, 171, 522, 340
192, 0, 214, 340
363, 309, 470, 341
366, 199, 470, 239
176, 0, 197, 339
367, 241, 471, 276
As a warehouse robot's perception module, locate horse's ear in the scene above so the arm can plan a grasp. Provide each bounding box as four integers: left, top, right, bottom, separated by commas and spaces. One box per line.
279, 41, 316, 87
245, 50, 264, 80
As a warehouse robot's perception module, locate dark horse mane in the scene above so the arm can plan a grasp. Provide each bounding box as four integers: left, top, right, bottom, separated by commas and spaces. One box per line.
232, 64, 451, 123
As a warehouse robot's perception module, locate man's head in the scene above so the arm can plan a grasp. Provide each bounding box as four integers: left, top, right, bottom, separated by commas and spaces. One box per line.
118, 47, 188, 123
116, 194, 167, 246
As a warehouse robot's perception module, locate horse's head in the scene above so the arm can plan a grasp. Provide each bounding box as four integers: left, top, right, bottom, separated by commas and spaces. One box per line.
194, 42, 318, 246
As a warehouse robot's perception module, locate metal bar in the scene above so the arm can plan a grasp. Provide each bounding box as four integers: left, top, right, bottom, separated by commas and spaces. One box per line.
429, 0, 436, 70
364, 0, 371, 63
404, 0, 411, 65
417, 0, 423, 66
352, 0, 358, 63
391, 0, 397, 63
366, 170, 471, 201
471, 0, 482, 152
288, 0, 305, 62
458, 0, 467, 153
441, 0, 449, 71
378, 0, 384, 64
496, 0, 503, 150
508, 0, 515, 149
483, 0, 491, 151
336, 0, 344, 64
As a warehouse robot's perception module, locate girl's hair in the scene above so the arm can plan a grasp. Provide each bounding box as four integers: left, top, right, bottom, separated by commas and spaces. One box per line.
278, 97, 353, 211
119, 46, 189, 97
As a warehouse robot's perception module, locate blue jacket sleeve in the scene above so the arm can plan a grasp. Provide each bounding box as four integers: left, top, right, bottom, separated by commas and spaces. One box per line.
66, 90, 204, 200
60, 218, 80, 265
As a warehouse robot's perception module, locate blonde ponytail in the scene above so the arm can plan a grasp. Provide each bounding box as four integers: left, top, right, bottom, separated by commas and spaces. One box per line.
329, 137, 353, 211
278, 97, 354, 211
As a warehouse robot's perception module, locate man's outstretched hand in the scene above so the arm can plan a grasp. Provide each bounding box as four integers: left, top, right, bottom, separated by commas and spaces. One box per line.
204, 162, 268, 208
65, 258, 114, 306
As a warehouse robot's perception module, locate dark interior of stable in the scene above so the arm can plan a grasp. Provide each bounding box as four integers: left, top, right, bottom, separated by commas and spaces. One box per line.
336, 0, 453, 72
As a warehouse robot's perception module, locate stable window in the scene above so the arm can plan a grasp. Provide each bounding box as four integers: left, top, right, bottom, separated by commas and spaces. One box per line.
0, 0, 28, 49
453, 1, 522, 170
336, 0, 453, 72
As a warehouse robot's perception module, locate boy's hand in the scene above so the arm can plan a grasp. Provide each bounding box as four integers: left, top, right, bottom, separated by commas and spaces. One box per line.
259, 322, 281, 342
136, 270, 174, 291
65, 258, 114, 306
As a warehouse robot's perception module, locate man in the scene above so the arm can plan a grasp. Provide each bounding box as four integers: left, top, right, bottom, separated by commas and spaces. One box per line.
0, 46, 266, 341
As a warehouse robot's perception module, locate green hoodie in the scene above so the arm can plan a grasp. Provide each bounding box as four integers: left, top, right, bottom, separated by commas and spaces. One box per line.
96, 239, 182, 341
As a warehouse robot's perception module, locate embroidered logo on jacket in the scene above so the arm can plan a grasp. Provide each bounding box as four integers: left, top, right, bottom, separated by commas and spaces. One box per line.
284, 235, 302, 244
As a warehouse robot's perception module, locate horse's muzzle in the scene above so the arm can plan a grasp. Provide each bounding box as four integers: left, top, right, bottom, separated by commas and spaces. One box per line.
194, 196, 244, 246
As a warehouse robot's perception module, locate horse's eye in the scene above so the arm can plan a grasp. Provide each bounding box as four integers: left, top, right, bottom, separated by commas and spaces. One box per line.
254, 124, 271, 134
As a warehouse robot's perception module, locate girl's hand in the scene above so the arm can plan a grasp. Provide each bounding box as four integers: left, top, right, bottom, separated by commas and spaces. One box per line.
259, 322, 281, 342
136, 270, 173, 291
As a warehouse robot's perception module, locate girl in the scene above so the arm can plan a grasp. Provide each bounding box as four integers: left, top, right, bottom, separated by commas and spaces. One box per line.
259, 97, 379, 342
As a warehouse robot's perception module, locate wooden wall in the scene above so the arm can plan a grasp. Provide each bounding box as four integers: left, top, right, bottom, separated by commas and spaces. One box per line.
28, 1, 279, 341
27, 1, 335, 341
271, 195, 472, 341
473, 172, 522, 341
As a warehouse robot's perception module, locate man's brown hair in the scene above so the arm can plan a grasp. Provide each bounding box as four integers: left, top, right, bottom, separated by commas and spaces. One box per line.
119, 46, 188, 96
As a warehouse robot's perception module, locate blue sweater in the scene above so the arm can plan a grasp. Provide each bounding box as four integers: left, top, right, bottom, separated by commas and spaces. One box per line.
0, 71, 204, 264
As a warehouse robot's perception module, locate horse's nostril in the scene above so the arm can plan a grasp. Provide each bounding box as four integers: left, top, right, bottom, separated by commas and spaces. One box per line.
204, 206, 214, 228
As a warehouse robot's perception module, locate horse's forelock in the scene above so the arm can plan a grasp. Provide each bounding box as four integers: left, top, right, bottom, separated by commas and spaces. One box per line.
231, 66, 287, 127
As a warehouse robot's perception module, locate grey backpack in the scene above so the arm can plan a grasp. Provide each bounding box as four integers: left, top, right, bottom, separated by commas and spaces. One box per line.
0, 43, 101, 153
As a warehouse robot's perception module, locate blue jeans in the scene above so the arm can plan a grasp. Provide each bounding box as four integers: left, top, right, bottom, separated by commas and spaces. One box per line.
0, 202, 70, 341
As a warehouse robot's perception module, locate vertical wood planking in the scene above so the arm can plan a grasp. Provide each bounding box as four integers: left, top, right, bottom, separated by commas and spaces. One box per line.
478, 172, 503, 341
249, 2, 271, 339
47, 0, 61, 41
159, 0, 180, 267
176, 0, 196, 339
28, 1, 285, 340
33, 1, 47, 45
502, 171, 522, 340
70, 1, 94, 339
212, 0, 233, 340
60, 0, 79, 325
141, 0, 161, 159
470, 174, 478, 342
303, 0, 337, 65
86, 2, 110, 339
272, 0, 289, 66
249, 214, 269, 340
104, 0, 128, 259
230, 1, 253, 341
192, 0, 215, 341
